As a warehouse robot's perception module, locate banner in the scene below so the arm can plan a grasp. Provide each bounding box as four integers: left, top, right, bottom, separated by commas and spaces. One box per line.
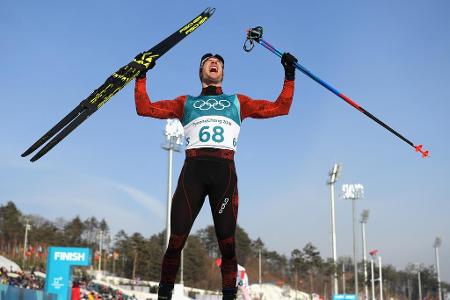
44, 247, 92, 300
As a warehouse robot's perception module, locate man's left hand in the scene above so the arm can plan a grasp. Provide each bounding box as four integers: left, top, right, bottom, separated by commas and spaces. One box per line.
281, 52, 298, 80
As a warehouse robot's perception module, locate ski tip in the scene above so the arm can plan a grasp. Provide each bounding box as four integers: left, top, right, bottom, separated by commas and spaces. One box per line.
203, 7, 216, 16
21, 143, 40, 157
22, 141, 42, 157
30, 151, 44, 162
414, 144, 429, 158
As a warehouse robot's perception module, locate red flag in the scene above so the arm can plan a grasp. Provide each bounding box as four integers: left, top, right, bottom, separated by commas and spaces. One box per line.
215, 258, 222, 267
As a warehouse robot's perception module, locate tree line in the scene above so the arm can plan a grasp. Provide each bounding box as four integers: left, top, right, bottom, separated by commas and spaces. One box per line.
0, 201, 447, 299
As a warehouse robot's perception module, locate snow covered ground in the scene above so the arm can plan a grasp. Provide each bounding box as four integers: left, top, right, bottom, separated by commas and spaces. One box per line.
93, 272, 311, 300
0, 255, 22, 272
248, 283, 310, 300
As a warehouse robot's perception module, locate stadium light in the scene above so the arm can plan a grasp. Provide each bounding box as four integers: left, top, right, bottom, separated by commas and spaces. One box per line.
360, 210, 370, 300
342, 183, 364, 298
327, 163, 342, 295
434, 237, 443, 300
161, 119, 184, 251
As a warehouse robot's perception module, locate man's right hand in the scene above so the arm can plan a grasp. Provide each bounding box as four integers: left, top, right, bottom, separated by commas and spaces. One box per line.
134, 52, 156, 78
136, 68, 149, 79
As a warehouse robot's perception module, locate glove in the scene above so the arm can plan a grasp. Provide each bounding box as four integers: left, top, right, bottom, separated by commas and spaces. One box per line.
136, 68, 149, 79
281, 52, 298, 81
135, 52, 156, 79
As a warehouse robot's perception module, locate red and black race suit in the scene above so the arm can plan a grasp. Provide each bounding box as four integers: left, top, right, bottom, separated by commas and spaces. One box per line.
134, 78, 294, 290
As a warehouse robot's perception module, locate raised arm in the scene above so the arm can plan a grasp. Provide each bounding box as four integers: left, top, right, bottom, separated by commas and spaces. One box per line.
134, 77, 186, 120
239, 52, 297, 120
238, 79, 295, 120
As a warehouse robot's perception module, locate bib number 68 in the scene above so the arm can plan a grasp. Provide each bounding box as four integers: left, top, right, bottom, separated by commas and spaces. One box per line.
199, 126, 224, 143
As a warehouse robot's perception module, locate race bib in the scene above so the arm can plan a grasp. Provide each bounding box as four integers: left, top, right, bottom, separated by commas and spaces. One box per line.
184, 115, 240, 151
182, 94, 242, 151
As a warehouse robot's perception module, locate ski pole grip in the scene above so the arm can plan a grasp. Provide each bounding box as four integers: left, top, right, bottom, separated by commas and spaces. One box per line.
247, 26, 263, 41
243, 26, 264, 52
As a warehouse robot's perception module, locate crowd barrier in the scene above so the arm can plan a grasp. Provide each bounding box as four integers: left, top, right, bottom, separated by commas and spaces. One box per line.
0, 283, 57, 300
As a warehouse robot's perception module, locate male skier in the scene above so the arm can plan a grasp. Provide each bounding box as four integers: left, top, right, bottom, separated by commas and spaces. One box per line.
134, 52, 297, 300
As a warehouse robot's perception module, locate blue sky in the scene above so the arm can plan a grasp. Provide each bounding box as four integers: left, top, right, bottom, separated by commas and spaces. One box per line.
1, 1, 449, 282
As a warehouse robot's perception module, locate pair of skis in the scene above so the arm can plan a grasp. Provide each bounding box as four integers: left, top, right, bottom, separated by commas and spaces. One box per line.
22, 8, 215, 162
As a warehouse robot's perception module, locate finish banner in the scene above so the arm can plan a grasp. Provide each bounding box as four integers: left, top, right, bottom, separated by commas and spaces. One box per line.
44, 247, 92, 300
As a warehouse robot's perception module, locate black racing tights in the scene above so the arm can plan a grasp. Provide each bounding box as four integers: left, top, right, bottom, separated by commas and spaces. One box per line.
160, 155, 239, 292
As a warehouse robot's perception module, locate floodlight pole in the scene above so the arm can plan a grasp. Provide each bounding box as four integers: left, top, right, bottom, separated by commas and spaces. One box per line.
259, 248, 262, 286
342, 184, 364, 298
378, 256, 383, 300
417, 265, 422, 300
98, 230, 103, 271
352, 198, 358, 297
434, 237, 443, 300
360, 210, 370, 300
180, 240, 184, 285
343, 263, 346, 294
328, 163, 341, 296
370, 257, 375, 300
165, 146, 174, 250
369, 250, 380, 300
259, 247, 263, 299
161, 119, 184, 251
22, 219, 31, 267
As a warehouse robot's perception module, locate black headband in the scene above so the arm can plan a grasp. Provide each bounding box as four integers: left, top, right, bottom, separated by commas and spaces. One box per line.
200, 53, 224, 67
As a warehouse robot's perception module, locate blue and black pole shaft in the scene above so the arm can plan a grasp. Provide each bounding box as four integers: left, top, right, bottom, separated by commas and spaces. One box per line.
243, 26, 429, 158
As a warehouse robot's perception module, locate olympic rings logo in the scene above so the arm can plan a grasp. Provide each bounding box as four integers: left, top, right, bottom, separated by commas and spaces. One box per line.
193, 99, 231, 111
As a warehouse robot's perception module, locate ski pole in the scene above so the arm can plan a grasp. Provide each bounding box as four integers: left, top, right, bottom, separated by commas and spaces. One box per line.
243, 26, 429, 158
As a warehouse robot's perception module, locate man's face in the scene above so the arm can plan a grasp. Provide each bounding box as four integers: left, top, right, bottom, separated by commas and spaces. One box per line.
201, 57, 224, 85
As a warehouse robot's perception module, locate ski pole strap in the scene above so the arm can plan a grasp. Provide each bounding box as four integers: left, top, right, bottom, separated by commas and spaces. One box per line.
243, 26, 263, 52
243, 39, 254, 52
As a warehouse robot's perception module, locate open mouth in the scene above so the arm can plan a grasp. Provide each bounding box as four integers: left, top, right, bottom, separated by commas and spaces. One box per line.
209, 66, 218, 73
